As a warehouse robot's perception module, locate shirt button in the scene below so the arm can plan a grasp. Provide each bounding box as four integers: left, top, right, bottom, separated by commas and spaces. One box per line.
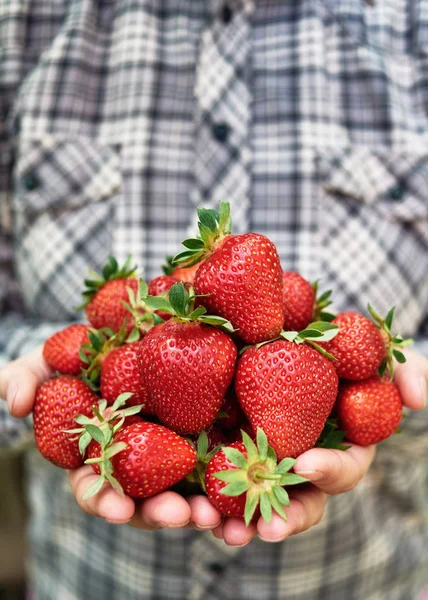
388, 184, 405, 201
212, 122, 230, 143
220, 5, 233, 24
207, 562, 226, 574
23, 171, 41, 191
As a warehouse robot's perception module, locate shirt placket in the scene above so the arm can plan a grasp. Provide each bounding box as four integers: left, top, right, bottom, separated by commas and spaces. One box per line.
190, 0, 255, 235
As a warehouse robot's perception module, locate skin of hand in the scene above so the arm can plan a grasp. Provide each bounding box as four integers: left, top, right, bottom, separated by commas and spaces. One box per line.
0, 346, 426, 545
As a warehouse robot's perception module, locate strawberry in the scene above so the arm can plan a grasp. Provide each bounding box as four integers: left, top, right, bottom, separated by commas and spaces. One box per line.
33, 377, 98, 469
216, 388, 245, 431
235, 325, 339, 459
43, 324, 91, 375
139, 282, 237, 434
173, 202, 284, 344
147, 275, 180, 321
100, 341, 153, 413
205, 429, 308, 525
282, 272, 315, 331
79, 256, 139, 334
84, 421, 197, 499
163, 256, 201, 284
320, 311, 385, 380
337, 377, 403, 446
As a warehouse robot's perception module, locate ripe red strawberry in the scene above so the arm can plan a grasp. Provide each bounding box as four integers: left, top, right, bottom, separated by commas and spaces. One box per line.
205, 429, 308, 525
80, 256, 140, 334
100, 341, 154, 414
139, 283, 237, 434
320, 311, 385, 380
216, 388, 245, 431
147, 275, 180, 321
86, 421, 197, 499
235, 335, 339, 459
33, 377, 98, 469
173, 202, 284, 344
163, 256, 201, 284
337, 377, 403, 446
282, 272, 315, 331
43, 324, 91, 375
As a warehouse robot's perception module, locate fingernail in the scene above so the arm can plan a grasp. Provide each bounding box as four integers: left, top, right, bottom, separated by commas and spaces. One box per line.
258, 535, 287, 544
156, 520, 190, 529
420, 377, 427, 409
7, 384, 19, 413
105, 518, 131, 525
293, 470, 324, 482
194, 520, 222, 531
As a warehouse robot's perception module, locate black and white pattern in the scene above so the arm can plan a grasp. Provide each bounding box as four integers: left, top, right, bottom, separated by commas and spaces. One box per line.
1, 1, 428, 598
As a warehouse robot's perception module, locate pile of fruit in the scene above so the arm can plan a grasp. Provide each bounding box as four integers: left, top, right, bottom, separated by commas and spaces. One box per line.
33, 202, 410, 526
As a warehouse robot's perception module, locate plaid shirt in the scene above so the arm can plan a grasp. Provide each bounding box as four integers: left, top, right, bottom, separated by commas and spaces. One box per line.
1, 1, 428, 598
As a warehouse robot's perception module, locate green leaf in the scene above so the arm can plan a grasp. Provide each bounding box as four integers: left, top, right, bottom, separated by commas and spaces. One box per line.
318, 290, 332, 303
188, 306, 207, 320
144, 296, 172, 311
244, 491, 260, 526
221, 480, 250, 497
280, 331, 299, 342
275, 458, 296, 475
75, 415, 92, 425
269, 490, 289, 519
172, 250, 199, 265
152, 313, 165, 325
111, 392, 134, 411
259, 492, 272, 523
218, 201, 231, 233
169, 283, 187, 317
105, 474, 125, 496
182, 238, 205, 250
256, 428, 269, 463
273, 486, 290, 507
105, 442, 128, 459
78, 349, 90, 364
222, 447, 248, 469
393, 349, 407, 364
241, 430, 259, 464
121, 405, 143, 417
88, 331, 102, 352
197, 431, 209, 459
384, 306, 395, 331
82, 476, 105, 500
280, 473, 309, 486
304, 321, 337, 332
78, 431, 92, 456
367, 303, 382, 325
85, 424, 106, 446
197, 208, 218, 232
214, 470, 248, 483
319, 311, 336, 322
126, 327, 140, 343
139, 279, 148, 299
378, 358, 387, 377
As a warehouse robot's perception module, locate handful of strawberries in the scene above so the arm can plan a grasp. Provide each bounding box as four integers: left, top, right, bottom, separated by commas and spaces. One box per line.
34, 202, 411, 526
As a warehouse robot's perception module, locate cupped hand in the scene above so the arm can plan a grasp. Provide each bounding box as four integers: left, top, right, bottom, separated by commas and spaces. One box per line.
1, 346, 426, 543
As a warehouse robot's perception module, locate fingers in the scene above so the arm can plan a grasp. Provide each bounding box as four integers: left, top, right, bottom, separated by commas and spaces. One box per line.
394, 348, 428, 411
131, 491, 192, 529
257, 486, 327, 542
293, 444, 376, 495
221, 517, 257, 546
186, 495, 222, 531
0, 345, 52, 417
68, 467, 135, 524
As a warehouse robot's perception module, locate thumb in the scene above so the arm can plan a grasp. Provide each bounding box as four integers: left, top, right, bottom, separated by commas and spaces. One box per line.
0, 346, 52, 417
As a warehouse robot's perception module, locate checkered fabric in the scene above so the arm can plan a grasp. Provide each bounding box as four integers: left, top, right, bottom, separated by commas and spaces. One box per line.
1, 1, 428, 598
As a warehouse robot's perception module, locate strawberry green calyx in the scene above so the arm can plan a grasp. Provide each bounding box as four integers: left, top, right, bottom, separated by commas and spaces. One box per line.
73, 393, 143, 500
144, 282, 235, 332
172, 202, 232, 268
65, 392, 142, 459
280, 321, 339, 360
79, 325, 128, 387
215, 428, 308, 526
77, 255, 138, 310
186, 431, 224, 491
162, 255, 176, 276
240, 321, 339, 358
121, 278, 162, 342
316, 418, 350, 451
311, 281, 335, 322
367, 305, 413, 378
